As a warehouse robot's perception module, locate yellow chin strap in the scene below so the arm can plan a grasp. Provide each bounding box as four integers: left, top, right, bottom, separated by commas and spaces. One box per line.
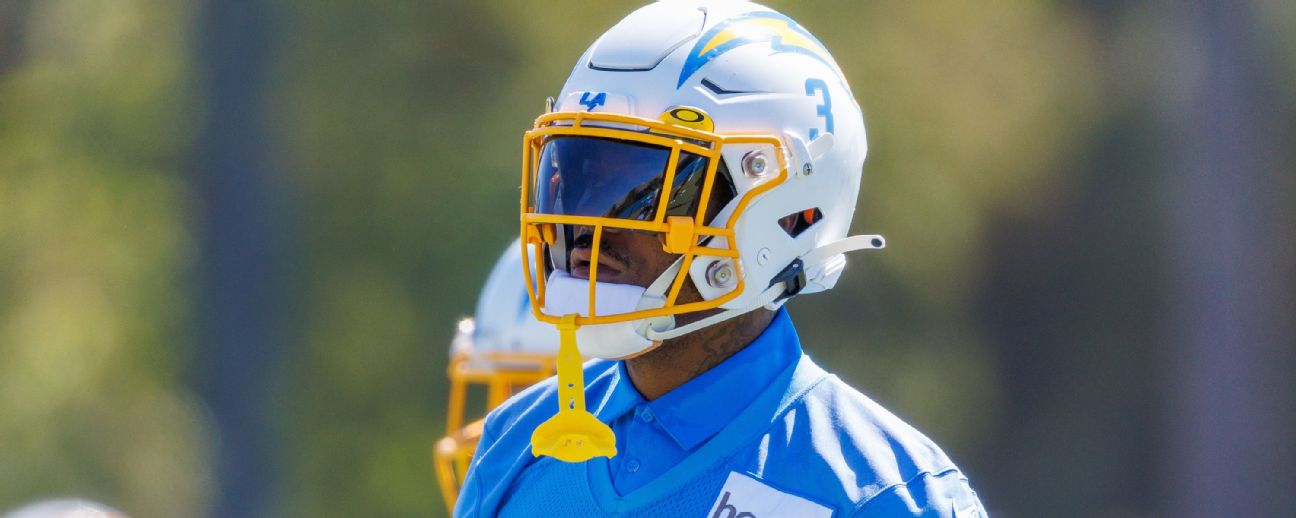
530, 314, 617, 462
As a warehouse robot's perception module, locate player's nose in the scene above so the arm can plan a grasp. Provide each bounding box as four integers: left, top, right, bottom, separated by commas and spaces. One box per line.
569, 225, 625, 248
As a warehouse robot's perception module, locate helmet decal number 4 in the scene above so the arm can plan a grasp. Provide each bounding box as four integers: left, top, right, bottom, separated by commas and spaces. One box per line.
805, 78, 834, 140
579, 91, 607, 111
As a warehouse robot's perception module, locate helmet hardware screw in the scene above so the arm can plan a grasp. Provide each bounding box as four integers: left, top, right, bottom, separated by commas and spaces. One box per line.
741, 151, 770, 177
757, 248, 771, 266
802, 163, 814, 175
706, 260, 736, 289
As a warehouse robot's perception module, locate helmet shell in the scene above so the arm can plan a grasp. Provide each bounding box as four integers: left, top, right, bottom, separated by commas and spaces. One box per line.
553, 0, 868, 309
463, 238, 560, 357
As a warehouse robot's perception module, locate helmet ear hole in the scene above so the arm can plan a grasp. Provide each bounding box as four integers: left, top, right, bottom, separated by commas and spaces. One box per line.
778, 208, 823, 238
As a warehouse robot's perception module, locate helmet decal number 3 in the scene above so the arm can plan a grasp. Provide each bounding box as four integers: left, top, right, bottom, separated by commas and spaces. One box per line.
804, 78, 834, 140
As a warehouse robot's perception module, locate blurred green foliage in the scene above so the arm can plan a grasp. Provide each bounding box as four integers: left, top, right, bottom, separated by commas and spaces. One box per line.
2, 0, 1291, 517
0, 0, 209, 515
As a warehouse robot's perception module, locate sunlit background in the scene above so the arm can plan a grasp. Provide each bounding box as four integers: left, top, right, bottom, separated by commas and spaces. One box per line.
1, 1, 1293, 516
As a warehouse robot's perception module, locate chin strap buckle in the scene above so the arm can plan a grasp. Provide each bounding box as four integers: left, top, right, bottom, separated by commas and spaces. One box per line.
768, 258, 807, 303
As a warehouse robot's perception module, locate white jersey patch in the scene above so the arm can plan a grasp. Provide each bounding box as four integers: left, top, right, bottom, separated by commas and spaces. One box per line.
707, 471, 834, 518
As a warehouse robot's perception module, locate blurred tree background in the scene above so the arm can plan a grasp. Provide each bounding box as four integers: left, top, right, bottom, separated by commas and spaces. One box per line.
0, 0, 210, 516
1, 1, 1292, 517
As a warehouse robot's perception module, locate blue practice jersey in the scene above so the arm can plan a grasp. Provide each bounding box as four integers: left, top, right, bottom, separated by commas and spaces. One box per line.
455, 310, 986, 517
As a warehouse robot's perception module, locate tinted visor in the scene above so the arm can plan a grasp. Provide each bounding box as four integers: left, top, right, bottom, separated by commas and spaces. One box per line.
534, 136, 722, 222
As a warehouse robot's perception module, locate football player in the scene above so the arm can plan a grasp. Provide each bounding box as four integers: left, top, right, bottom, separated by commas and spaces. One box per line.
456, 2, 987, 516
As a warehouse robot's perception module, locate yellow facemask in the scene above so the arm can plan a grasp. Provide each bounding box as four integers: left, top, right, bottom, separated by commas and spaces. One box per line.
519, 109, 789, 463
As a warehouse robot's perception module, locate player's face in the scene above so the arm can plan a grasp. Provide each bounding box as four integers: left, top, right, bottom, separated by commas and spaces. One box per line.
567, 227, 679, 288
566, 202, 728, 310
541, 135, 731, 302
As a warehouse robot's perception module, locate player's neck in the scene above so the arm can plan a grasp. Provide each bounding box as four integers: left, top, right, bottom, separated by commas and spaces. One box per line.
623, 308, 776, 401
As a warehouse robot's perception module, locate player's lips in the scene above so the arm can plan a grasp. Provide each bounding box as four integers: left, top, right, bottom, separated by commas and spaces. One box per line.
569, 248, 626, 281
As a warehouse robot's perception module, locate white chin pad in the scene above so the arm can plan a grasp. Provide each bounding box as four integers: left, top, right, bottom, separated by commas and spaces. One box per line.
542, 270, 665, 359
544, 270, 649, 317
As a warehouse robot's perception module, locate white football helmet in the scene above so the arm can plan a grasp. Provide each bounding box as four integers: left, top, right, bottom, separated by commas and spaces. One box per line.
433, 239, 560, 510
520, 0, 883, 359
3, 499, 127, 518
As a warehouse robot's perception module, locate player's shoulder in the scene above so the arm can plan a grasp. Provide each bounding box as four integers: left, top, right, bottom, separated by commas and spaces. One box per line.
801, 373, 957, 475
480, 358, 620, 438
737, 363, 983, 515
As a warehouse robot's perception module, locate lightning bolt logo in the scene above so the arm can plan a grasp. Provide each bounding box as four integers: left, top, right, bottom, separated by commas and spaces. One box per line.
677, 12, 843, 89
